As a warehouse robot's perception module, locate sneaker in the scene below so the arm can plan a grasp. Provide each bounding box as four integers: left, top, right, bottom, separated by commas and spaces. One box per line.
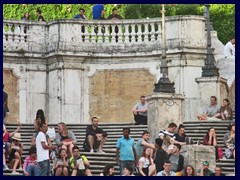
3, 164, 9, 171
18, 167, 23, 171
90, 149, 94, 153
97, 149, 105, 154
11, 171, 20, 175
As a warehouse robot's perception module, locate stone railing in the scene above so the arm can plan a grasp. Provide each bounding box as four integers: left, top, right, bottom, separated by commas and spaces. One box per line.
3, 16, 206, 56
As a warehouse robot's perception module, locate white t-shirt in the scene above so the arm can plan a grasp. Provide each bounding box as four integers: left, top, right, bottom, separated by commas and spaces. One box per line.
139, 157, 151, 168
36, 131, 49, 162
224, 41, 235, 57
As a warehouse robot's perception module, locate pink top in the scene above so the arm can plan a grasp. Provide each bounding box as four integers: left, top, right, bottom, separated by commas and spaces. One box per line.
23, 155, 38, 171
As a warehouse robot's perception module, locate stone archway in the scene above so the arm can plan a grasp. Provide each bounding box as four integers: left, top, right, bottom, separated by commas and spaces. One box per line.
3, 69, 19, 123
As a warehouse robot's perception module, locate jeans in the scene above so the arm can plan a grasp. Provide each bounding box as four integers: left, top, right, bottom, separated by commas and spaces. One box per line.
119, 160, 135, 176
38, 160, 50, 176
26, 164, 40, 176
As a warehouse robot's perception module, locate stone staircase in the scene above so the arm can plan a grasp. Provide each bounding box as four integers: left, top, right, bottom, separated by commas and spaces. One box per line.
183, 120, 235, 175
3, 123, 147, 176
3, 121, 235, 176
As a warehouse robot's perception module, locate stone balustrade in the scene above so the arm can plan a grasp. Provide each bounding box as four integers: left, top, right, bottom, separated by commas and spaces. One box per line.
3, 15, 206, 56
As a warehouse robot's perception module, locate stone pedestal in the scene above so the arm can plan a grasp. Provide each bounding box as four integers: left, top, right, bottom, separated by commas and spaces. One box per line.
146, 93, 184, 143
180, 145, 216, 172
195, 76, 228, 114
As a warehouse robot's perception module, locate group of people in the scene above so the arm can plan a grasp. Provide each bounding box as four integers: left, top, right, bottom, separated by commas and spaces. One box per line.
74, 5, 122, 20
20, 5, 123, 22
3, 111, 235, 176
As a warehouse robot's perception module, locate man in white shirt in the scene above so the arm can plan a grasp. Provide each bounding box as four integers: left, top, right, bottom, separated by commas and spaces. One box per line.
36, 123, 56, 176
224, 38, 235, 58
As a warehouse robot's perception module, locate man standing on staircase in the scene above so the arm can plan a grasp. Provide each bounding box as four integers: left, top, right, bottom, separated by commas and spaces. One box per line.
83, 117, 108, 153
116, 127, 137, 175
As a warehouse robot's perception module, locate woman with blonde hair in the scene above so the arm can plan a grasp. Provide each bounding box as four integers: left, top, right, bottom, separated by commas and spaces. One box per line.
55, 122, 77, 156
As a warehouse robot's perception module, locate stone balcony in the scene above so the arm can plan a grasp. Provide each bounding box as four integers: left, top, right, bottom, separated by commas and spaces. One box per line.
3, 15, 206, 58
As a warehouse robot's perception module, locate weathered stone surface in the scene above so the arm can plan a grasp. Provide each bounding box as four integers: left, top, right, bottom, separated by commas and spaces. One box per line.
195, 76, 228, 114
180, 145, 216, 172
147, 93, 184, 142
89, 69, 155, 123
3, 70, 19, 123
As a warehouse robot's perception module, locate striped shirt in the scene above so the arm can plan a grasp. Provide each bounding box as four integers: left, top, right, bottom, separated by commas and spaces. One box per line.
23, 155, 38, 171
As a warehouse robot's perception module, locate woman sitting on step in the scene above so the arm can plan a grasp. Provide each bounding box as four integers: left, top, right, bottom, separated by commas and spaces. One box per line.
54, 122, 77, 157
53, 148, 69, 176
223, 123, 235, 159
203, 127, 219, 160
138, 147, 156, 176
220, 99, 233, 120
7, 133, 24, 174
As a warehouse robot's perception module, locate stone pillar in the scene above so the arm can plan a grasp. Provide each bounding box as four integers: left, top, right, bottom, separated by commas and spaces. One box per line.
147, 93, 184, 143
195, 76, 228, 114
180, 145, 216, 172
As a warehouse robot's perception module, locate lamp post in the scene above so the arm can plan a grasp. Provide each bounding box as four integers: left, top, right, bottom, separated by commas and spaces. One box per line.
201, 4, 219, 77
154, 4, 175, 93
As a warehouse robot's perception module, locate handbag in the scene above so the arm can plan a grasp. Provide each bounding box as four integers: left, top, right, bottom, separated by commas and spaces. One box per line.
217, 146, 223, 159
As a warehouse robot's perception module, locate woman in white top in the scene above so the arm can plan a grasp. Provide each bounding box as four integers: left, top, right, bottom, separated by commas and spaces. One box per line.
138, 147, 156, 176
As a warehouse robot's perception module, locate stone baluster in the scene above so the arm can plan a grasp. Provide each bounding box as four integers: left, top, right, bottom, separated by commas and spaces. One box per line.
91, 24, 96, 43
137, 24, 142, 43
149, 23, 155, 42
116, 24, 123, 44
104, 24, 109, 43
98, 24, 104, 43
143, 23, 149, 42
124, 24, 129, 43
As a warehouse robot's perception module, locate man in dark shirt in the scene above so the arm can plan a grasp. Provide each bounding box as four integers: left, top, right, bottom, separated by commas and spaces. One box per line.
107, 8, 122, 20
73, 8, 87, 20
36, 9, 45, 22
210, 166, 225, 176
83, 117, 107, 153
154, 138, 169, 173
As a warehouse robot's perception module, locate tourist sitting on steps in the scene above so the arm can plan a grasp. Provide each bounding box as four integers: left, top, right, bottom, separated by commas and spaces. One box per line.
23, 145, 40, 176
55, 122, 77, 157
7, 133, 24, 174
132, 96, 148, 125
182, 164, 196, 176
83, 117, 107, 153
53, 148, 69, 176
220, 98, 233, 120
138, 147, 156, 176
197, 161, 214, 176
156, 160, 176, 176
210, 166, 225, 176
69, 146, 92, 176
168, 144, 184, 174
99, 164, 115, 176
203, 127, 219, 160
223, 123, 235, 159
197, 96, 221, 120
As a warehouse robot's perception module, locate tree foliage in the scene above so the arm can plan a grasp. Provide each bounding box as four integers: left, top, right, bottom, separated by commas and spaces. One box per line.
3, 4, 234, 44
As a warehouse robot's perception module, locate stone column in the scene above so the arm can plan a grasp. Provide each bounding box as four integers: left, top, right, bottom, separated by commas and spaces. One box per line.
180, 145, 216, 172
147, 93, 184, 143
195, 76, 228, 114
